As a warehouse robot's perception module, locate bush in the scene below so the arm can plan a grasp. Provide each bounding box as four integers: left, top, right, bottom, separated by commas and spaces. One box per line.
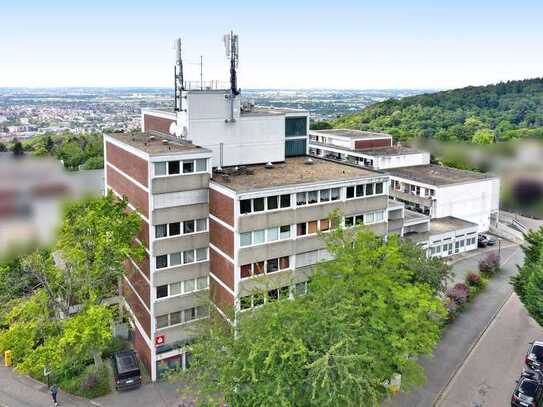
444, 297, 459, 322
102, 336, 130, 359
479, 252, 500, 276
60, 365, 111, 399
466, 272, 481, 287
446, 283, 469, 306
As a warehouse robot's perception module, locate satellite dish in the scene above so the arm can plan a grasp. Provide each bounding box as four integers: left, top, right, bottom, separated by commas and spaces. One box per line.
169, 122, 177, 135
169, 122, 187, 139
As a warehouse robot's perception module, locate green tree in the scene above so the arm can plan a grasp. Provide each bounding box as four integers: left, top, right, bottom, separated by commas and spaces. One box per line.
11, 140, 24, 156
471, 129, 495, 144
177, 225, 445, 406
81, 156, 104, 170
513, 227, 543, 326
0, 142, 7, 152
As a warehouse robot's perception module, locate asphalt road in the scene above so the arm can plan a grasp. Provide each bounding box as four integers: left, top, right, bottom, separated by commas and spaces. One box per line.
387, 244, 524, 407
437, 293, 543, 407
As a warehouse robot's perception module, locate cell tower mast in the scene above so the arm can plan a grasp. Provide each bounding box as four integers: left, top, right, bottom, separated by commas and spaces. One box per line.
224, 31, 240, 122
174, 38, 185, 112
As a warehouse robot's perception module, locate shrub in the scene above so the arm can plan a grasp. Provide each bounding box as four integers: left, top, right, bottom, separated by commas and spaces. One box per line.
444, 297, 459, 322
446, 283, 469, 306
466, 272, 481, 287
60, 365, 111, 399
479, 252, 500, 276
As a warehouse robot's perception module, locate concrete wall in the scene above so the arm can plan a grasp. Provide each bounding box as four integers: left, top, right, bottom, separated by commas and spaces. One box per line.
376, 152, 430, 170
152, 173, 209, 194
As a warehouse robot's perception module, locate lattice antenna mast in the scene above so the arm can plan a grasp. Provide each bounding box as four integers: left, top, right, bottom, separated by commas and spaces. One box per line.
174, 38, 185, 112
224, 31, 240, 96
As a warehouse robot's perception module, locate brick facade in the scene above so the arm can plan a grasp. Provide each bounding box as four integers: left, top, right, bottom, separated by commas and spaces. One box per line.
106, 142, 148, 187
209, 277, 234, 315
133, 325, 152, 373
123, 278, 151, 337
143, 114, 175, 135
209, 188, 234, 226
209, 218, 234, 258
209, 247, 235, 290
355, 138, 392, 150
107, 166, 149, 218
125, 261, 150, 309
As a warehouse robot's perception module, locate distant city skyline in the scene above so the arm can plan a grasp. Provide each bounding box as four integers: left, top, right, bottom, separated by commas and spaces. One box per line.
2, 0, 542, 89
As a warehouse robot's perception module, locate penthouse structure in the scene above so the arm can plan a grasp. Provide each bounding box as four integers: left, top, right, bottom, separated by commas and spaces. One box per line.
104, 33, 499, 380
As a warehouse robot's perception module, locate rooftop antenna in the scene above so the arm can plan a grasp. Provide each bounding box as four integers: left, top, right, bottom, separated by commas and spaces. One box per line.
174, 38, 185, 112
224, 31, 240, 122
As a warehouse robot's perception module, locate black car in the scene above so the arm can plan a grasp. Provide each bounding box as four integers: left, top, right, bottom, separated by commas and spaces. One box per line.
512, 375, 543, 407
112, 350, 142, 391
526, 342, 543, 371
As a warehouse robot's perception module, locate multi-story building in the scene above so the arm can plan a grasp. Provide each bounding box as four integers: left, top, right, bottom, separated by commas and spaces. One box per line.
104, 35, 500, 380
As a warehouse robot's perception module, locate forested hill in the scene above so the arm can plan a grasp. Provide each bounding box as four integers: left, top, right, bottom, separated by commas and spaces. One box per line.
330, 78, 543, 143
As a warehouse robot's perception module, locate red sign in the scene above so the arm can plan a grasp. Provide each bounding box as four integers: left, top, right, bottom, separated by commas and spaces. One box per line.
155, 335, 165, 346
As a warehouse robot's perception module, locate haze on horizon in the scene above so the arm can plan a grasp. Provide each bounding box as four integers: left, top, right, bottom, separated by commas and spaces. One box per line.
1, 0, 542, 90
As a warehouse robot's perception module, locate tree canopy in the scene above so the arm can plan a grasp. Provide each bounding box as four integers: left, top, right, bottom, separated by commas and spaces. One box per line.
331, 78, 543, 143
176, 225, 446, 406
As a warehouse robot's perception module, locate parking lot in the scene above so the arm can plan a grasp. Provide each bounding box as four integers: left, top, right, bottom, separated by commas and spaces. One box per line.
437, 293, 543, 407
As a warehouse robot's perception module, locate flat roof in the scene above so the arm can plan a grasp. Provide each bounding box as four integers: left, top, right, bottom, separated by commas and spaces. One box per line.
212, 156, 382, 193
356, 145, 424, 157
386, 164, 495, 186
406, 216, 478, 243
311, 129, 393, 140
108, 132, 210, 156
240, 106, 308, 117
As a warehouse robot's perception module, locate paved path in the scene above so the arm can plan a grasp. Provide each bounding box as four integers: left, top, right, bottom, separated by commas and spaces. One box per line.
437, 293, 543, 407
386, 245, 523, 407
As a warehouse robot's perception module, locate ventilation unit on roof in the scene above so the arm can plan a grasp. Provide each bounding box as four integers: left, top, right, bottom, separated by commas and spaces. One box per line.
264, 162, 274, 169
304, 158, 314, 165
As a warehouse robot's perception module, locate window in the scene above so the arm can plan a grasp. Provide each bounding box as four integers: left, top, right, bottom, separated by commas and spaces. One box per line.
167, 253, 180, 267
170, 282, 182, 296
240, 199, 251, 214
267, 196, 278, 210
195, 159, 207, 172
295, 282, 307, 296
184, 279, 195, 293
308, 220, 318, 234
240, 232, 252, 247
184, 308, 196, 322
346, 186, 355, 199
253, 198, 265, 212
365, 212, 375, 224
267, 258, 279, 273
169, 222, 181, 236
156, 224, 167, 238
345, 216, 354, 227
365, 183, 374, 196
320, 218, 330, 231
197, 276, 208, 290
253, 292, 264, 306
154, 162, 167, 176
183, 161, 194, 174
183, 250, 194, 264
280, 194, 291, 208
375, 182, 383, 194
356, 185, 365, 197
267, 227, 279, 241
308, 191, 318, 204
296, 192, 307, 206
196, 305, 209, 318
170, 311, 182, 325
183, 220, 195, 234
253, 229, 265, 244
375, 211, 384, 222
156, 285, 168, 299
196, 218, 207, 232
268, 289, 278, 301
320, 189, 330, 202
156, 255, 168, 269
254, 261, 265, 275
331, 188, 340, 201
168, 161, 180, 175
279, 256, 290, 270
280, 225, 291, 239
156, 315, 169, 329
241, 264, 252, 279
196, 248, 208, 261
297, 223, 307, 236
240, 296, 252, 310
355, 215, 364, 225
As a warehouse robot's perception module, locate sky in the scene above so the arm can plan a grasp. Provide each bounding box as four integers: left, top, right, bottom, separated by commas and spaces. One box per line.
1, 0, 542, 89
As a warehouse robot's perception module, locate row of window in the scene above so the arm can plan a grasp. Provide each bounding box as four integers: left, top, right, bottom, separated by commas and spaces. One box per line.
154, 159, 207, 177
240, 194, 291, 214
344, 210, 386, 227
240, 256, 290, 279
296, 218, 333, 236
155, 218, 207, 239
428, 237, 477, 256
240, 281, 308, 310
156, 276, 209, 299
392, 180, 435, 198
240, 225, 291, 247
239, 182, 385, 215
346, 182, 383, 199
156, 305, 209, 329
156, 248, 208, 269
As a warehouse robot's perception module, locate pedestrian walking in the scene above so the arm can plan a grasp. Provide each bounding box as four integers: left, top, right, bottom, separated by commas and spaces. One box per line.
50, 384, 59, 406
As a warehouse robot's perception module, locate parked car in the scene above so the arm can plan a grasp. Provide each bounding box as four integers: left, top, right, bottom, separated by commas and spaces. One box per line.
484, 234, 497, 246
478, 235, 489, 248
512, 375, 543, 407
526, 342, 543, 371
112, 350, 142, 391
